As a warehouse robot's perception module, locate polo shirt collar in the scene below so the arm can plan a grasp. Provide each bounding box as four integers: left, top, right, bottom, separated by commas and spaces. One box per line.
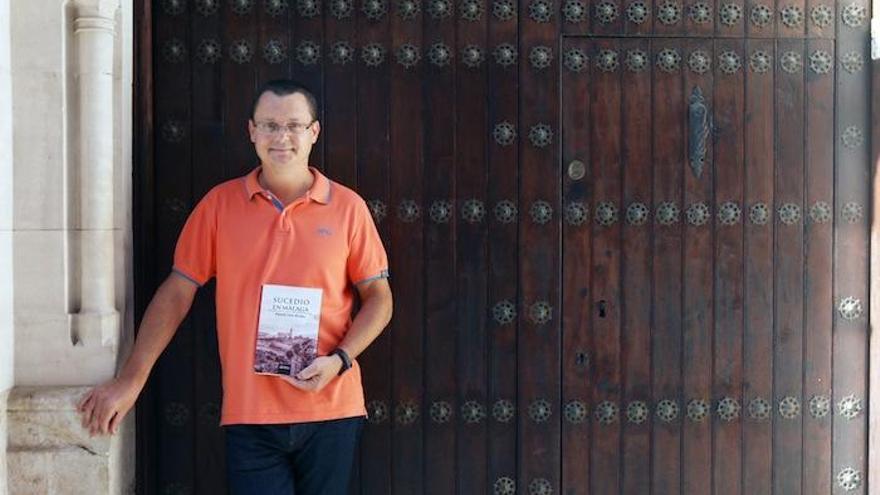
244, 166, 332, 204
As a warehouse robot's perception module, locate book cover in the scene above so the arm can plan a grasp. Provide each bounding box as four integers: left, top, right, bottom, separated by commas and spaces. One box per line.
254, 284, 323, 376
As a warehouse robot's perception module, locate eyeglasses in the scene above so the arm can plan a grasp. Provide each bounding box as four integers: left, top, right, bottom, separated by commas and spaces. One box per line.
253, 120, 315, 135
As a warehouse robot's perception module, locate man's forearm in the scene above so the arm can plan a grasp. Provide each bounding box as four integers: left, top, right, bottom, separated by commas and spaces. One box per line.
336, 293, 393, 360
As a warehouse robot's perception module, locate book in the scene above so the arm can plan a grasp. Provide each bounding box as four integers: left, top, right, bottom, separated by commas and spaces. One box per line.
254, 284, 323, 377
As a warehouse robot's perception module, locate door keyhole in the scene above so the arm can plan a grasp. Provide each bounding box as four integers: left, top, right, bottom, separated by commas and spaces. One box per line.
598, 300, 607, 318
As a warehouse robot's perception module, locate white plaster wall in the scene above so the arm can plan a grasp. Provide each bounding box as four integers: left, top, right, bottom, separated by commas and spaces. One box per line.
1, 0, 14, 491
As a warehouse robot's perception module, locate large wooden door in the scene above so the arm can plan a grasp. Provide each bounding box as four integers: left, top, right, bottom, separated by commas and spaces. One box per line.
136, 0, 871, 493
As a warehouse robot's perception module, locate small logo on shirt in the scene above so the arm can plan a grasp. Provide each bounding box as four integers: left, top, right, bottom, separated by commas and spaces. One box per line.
316, 227, 334, 237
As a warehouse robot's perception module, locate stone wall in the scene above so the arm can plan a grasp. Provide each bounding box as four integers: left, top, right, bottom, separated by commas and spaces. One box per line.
1, 0, 14, 491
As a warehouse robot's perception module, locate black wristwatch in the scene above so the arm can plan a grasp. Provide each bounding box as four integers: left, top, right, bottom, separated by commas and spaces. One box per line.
331, 348, 352, 376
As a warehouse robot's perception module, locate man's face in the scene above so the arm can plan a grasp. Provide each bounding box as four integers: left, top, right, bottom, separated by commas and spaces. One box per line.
248, 91, 320, 170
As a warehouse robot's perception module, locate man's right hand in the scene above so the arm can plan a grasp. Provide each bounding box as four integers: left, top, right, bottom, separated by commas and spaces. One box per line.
78, 376, 142, 436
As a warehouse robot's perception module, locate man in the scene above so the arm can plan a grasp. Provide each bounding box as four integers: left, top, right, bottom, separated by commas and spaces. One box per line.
78, 79, 393, 494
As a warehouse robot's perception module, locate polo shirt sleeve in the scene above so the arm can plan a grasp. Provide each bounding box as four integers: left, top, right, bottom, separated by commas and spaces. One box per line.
348, 198, 390, 285
172, 191, 217, 287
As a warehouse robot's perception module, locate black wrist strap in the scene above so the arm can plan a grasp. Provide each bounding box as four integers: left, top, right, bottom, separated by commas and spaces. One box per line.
331, 348, 352, 375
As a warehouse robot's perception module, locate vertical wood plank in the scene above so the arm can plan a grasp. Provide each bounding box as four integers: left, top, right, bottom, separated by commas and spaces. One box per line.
323, 12, 358, 189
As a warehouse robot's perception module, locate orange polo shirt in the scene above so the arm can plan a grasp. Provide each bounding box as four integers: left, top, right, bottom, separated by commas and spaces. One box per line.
172, 166, 389, 425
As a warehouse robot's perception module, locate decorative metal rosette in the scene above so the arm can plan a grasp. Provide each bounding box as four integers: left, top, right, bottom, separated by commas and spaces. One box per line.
528, 399, 552, 423
362, 0, 387, 19
528, 123, 553, 147
749, 50, 772, 73
778, 396, 800, 419
749, 202, 770, 225
196, 38, 222, 64
718, 2, 743, 26
626, 202, 649, 225
529, 0, 554, 22
493, 121, 517, 146
837, 394, 863, 420
595, 201, 618, 226
297, 0, 321, 17
429, 400, 453, 423
328, 0, 354, 18
810, 4, 833, 27
809, 201, 832, 223
597, 49, 620, 72
492, 300, 517, 325
626, 0, 651, 23
564, 48, 588, 73
656, 0, 682, 24
162, 38, 187, 64
330, 41, 355, 65
530, 201, 554, 225
164, 402, 190, 426
461, 400, 486, 424
494, 0, 517, 20
656, 48, 681, 73
198, 402, 221, 425
494, 477, 516, 495
625, 49, 648, 72
265, 40, 289, 65
779, 5, 804, 28
367, 199, 388, 222
494, 200, 518, 224
493, 399, 516, 423
367, 400, 389, 423
595, 0, 619, 24
460, 0, 483, 19
838, 296, 863, 321
428, 42, 453, 67
229, 39, 253, 64
842, 126, 864, 149
396, 43, 421, 68
842, 201, 864, 223
626, 401, 649, 424
809, 49, 832, 75
717, 201, 741, 226
461, 45, 484, 68
748, 397, 772, 420
779, 51, 802, 74
655, 399, 679, 422
195, 0, 221, 16
841, 52, 864, 74
529, 46, 554, 70
528, 301, 553, 325
428, 199, 453, 223
686, 202, 710, 226
493, 43, 518, 67
841, 2, 866, 27
809, 394, 831, 418
594, 400, 618, 425
162, 0, 186, 15
265, 0, 289, 16
777, 202, 800, 225
231, 0, 255, 15
688, 50, 711, 74
718, 50, 741, 74
564, 400, 589, 424
361, 43, 386, 67
161, 119, 186, 143
716, 397, 741, 422
397, 199, 421, 222
687, 399, 710, 422
749, 3, 772, 26
689, 2, 712, 23
295, 40, 321, 66
428, 0, 453, 18
397, 0, 421, 19
395, 400, 420, 425
461, 199, 486, 223
529, 478, 553, 495
563, 0, 587, 22
655, 201, 680, 226
837, 467, 862, 492
564, 201, 589, 226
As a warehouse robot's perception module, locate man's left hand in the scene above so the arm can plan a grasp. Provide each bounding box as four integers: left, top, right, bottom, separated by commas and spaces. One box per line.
281, 355, 343, 392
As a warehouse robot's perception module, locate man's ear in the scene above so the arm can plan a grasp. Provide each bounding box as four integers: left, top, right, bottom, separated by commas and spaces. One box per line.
248, 119, 257, 143
310, 120, 321, 143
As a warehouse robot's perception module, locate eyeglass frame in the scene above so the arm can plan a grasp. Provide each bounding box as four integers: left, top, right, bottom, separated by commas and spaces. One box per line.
251, 119, 317, 136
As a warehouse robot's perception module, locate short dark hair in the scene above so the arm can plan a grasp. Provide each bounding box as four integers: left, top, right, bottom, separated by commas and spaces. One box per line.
251, 79, 320, 121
